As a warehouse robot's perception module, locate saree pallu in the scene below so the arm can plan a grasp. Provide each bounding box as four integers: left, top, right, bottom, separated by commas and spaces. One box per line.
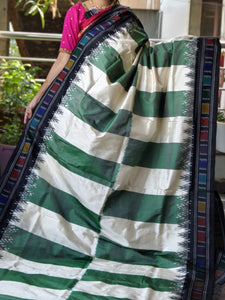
0, 5, 223, 300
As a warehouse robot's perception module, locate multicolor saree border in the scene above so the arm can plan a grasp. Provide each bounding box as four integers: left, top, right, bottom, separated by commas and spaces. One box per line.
183, 38, 221, 300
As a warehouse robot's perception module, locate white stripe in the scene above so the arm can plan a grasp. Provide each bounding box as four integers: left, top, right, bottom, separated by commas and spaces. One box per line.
137, 65, 192, 93
130, 115, 191, 143
0, 251, 83, 280
53, 106, 190, 153
0, 281, 70, 300
35, 152, 111, 215
73, 281, 174, 300
75, 63, 191, 114
74, 65, 136, 113
114, 164, 187, 196
13, 202, 98, 257
88, 258, 182, 281
100, 216, 185, 252
52, 106, 129, 164
105, 29, 139, 72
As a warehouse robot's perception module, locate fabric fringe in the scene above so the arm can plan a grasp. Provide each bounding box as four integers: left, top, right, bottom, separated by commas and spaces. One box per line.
170, 37, 198, 299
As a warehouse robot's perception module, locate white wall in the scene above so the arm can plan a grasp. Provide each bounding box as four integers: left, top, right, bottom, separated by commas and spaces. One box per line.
160, 0, 191, 39
134, 9, 161, 38
221, 0, 225, 40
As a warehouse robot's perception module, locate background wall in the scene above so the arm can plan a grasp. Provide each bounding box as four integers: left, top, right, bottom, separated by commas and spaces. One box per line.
134, 9, 162, 39
160, 0, 191, 39
220, 0, 225, 40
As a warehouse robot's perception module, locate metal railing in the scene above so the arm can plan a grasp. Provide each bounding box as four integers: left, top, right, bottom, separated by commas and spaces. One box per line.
0, 30, 60, 65
0, 30, 225, 88
0, 31, 60, 82
0, 31, 61, 41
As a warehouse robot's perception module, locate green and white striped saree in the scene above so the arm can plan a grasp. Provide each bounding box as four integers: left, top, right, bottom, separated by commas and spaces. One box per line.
0, 5, 223, 300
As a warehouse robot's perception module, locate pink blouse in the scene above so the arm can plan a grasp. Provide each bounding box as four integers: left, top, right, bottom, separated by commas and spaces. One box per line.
59, 3, 86, 53
59, 2, 113, 54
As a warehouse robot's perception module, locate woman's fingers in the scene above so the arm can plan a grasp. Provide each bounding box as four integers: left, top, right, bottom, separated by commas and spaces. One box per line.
24, 106, 33, 124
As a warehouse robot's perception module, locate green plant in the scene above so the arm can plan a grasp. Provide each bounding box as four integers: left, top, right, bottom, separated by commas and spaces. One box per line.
217, 110, 225, 122
16, 0, 53, 28
0, 59, 41, 145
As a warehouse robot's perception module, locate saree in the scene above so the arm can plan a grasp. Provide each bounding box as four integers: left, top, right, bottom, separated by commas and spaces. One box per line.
0, 4, 223, 300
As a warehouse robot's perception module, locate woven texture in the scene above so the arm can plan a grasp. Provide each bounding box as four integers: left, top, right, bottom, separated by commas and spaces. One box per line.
0, 6, 222, 300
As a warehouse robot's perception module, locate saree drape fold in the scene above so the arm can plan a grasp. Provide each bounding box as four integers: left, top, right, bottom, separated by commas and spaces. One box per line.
0, 5, 223, 300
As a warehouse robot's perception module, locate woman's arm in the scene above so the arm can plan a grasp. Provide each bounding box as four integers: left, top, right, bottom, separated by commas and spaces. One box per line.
24, 51, 70, 124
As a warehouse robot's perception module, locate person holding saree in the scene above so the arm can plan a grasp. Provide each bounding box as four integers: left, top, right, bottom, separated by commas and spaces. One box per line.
24, 0, 119, 124
0, 0, 223, 299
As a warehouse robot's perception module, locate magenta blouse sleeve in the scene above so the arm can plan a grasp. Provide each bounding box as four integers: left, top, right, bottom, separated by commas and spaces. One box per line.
59, 6, 80, 53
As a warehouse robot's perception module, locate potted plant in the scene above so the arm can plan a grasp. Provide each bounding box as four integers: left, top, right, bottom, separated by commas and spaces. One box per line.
0, 58, 41, 175
216, 109, 225, 153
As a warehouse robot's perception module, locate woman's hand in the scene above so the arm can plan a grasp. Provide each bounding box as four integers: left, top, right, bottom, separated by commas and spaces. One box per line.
23, 51, 70, 125
24, 99, 38, 124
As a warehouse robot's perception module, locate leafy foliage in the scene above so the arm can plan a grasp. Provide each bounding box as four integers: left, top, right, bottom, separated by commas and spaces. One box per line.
0, 59, 41, 145
16, 0, 53, 28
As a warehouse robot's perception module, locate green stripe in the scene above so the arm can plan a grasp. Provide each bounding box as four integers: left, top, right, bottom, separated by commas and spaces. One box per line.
96, 236, 181, 268
0, 269, 76, 290
133, 91, 188, 117
127, 21, 148, 46
88, 42, 191, 92
66, 84, 132, 136
139, 41, 193, 68
171, 40, 195, 65
88, 45, 140, 91
5, 228, 92, 268
45, 131, 119, 187
118, 65, 138, 92
27, 177, 101, 233
122, 138, 184, 170
82, 269, 174, 291
88, 46, 125, 83
68, 292, 130, 300
88, 46, 139, 91
103, 191, 182, 224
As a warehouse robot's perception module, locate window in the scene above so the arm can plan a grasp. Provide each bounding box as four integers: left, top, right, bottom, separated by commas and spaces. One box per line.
201, 0, 222, 37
